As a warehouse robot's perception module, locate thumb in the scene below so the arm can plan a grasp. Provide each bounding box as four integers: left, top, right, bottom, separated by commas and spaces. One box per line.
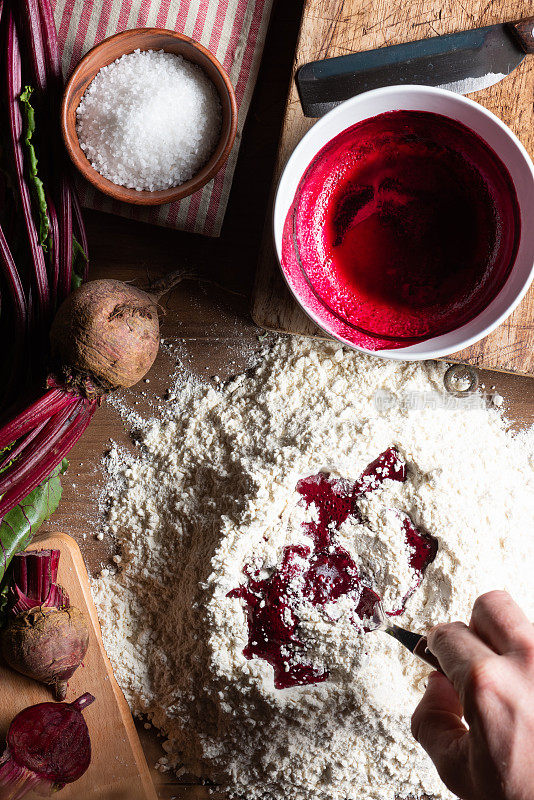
411, 671, 475, 799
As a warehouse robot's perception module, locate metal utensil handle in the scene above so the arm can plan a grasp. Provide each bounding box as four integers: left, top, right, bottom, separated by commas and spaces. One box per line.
508, 17, 534, 54
413, 635, 443, 673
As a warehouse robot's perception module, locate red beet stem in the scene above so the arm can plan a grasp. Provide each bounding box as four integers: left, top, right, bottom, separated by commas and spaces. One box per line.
36, 0, 62, 81
6, 9, 50, 325
0, 419, 48, 473
0, 388, 75, 450
19, 0, 80, 305
15, 0, 47, 94
0, 226, 26, 342
57, 179, 72, 303
71, 189, 89, 282
71, 693, 95, 713
8, 549, 69, 614
13, 549, 59, 595
0, 225, 27, 406
0, 400, 96, 519
0, 400, 83, 496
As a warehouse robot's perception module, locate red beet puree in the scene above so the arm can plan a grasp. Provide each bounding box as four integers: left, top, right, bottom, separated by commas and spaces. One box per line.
281, 111, 520, 350
228, 448, 437, 689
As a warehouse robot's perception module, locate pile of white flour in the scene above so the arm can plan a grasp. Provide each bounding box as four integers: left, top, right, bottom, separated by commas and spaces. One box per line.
92, 337, 534, 800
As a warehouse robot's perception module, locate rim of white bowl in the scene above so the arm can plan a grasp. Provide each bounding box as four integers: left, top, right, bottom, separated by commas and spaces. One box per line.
273, 84, 534, 361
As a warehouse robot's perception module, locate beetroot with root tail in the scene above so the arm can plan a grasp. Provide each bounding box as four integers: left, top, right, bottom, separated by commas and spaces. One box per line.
0, 693, 94, 799
0, 277, 164, 578
49, 279, 160, 396
1, 550, 89, 700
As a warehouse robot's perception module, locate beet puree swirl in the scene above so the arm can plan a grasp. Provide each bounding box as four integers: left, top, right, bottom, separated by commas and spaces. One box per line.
281, 110, 520, 350
229, 448, 437, 689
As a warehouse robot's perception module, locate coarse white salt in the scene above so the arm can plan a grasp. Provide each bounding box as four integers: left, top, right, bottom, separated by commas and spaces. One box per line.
76, 49, 222, 191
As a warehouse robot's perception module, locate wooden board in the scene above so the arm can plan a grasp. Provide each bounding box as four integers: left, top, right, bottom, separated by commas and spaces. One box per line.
0, 533, 158, 800
252, 0, 534, 375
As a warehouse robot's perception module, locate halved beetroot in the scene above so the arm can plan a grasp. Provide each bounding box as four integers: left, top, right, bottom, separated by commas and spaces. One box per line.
0, 693, 94, 799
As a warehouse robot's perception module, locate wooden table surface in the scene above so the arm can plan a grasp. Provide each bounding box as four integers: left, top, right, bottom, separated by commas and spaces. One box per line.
36, 1, 534, 795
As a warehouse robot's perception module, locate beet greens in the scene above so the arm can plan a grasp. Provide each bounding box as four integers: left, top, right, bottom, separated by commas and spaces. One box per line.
0, 2, 175, 585
0, 0, 89, 387
0, 0, 88, 581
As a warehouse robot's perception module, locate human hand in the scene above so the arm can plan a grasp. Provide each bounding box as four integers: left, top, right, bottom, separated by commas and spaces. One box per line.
411, 590, 534, 800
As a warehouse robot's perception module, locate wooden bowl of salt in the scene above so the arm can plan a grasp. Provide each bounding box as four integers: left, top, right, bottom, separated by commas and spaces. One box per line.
61, 28, 238, 206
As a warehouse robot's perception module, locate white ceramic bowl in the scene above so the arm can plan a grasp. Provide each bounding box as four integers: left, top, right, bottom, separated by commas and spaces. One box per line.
274, 85, 534, 360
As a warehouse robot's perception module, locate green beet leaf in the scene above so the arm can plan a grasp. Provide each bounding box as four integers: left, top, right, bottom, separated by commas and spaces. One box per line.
0, 459, 68, 600
19, 86, 49, 248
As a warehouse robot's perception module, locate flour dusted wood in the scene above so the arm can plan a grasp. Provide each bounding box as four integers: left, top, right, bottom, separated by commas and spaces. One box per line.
91, 337, 534, 800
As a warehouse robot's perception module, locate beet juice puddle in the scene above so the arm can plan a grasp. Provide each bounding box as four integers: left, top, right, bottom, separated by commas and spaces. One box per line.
281, 110, 520, 350
229, 448, 437, 689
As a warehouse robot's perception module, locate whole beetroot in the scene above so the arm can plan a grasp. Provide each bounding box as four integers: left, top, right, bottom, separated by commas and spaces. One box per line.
49, 279, 160, 394
0, 550, 89, 700
0, 693, 94, 799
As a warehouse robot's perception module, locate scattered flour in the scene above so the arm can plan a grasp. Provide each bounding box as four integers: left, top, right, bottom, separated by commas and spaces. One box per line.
91, 336, 534, 800
492, 391, 504, 408
77, 49, 221, 191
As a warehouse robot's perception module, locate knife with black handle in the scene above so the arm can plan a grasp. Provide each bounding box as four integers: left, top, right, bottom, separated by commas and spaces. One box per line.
297, 16, 534, 118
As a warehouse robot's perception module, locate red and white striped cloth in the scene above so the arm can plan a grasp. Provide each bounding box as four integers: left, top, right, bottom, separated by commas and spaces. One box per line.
52, 0, 273, 236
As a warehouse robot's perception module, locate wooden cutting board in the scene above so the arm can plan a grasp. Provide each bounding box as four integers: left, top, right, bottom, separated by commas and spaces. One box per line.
0, 533, 158, 800
252, 0, 534, 375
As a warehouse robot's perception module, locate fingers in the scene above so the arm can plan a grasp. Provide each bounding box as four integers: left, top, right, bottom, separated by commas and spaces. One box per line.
412, 670, 464, 726
427, 621, 494, 698
411, 672, 475, 799
470, 590, 534, 657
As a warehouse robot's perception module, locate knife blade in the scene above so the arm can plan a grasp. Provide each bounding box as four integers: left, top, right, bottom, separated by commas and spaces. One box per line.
297, 17, 534, 118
